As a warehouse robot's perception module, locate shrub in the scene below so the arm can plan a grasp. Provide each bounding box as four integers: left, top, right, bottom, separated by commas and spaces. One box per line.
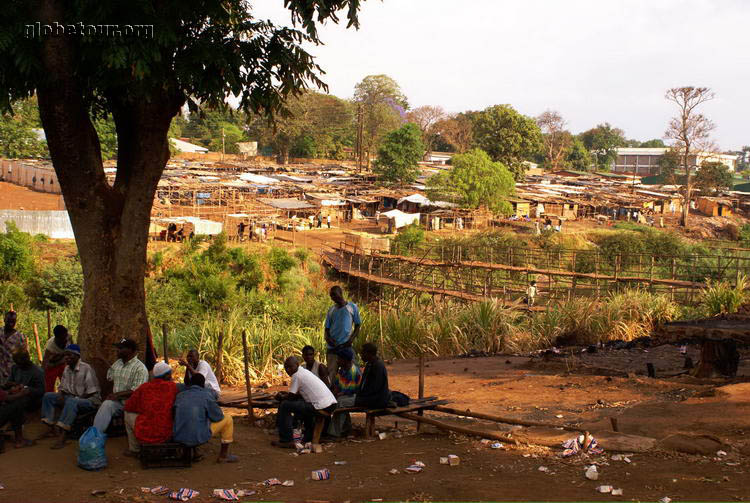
268, 247, 296, 275
739, 224, 750, 248
699, 275, 748, 316
293, 247, 311, 264
596, 232, 645, 268
228, 248, 264, 291
391, 224, 425, 255
31, 259, 83, 309
0, 281, 28, 308
0, 222, 35, 281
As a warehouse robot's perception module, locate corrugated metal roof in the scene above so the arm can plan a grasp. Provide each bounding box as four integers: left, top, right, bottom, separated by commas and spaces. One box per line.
258, 198, 315, 210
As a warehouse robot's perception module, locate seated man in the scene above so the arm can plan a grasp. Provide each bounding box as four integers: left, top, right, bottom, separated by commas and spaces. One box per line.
40, 344, 101, 449
42, 325, 70, 392
92, 338, 148, 435
272, 356, 337, 449
123, 362, 178, 457
173, 373, 237, 463
1, 311, 26, 384
301, 345, 330, 387
355, 343, 390, 409
0, 350, 44, 450
179, 349, 220, 399
328, 347, 362, 438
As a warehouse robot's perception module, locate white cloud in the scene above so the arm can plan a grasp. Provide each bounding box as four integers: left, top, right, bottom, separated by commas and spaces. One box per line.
252, 0, 750, 149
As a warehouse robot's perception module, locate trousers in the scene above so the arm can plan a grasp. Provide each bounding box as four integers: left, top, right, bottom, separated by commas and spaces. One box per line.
41, 392, 96, 430
93, 399, 124, 433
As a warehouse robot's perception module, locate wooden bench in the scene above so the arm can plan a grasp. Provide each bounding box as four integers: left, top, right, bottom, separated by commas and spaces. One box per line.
140, 442, 192, 469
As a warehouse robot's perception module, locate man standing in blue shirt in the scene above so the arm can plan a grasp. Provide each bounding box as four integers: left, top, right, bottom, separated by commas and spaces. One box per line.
324, 286, 361, 384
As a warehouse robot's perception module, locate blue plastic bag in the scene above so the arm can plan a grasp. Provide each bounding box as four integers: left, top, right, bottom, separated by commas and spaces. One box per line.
78, 426, 107, 471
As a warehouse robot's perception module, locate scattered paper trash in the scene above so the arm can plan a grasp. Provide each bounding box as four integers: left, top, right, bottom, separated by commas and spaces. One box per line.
563, 434, 604, 457
236, 490, 255, 497
611, 488, 623, 496
555, 414, 564, 419
480, 439, 492, 445
262, 478, 282, 487
440, 457, 449, 465
491, 442, 504, 449
282, 480, 294, 487
213, 489, 240, 501
334, 461, 347, 465
522, 453, 531, 458
538, 466, 549, 473
0, 484, 4, 490
404, 465, 423, 473
611, 454, 623, 461
378, 432, 387, 440
148, 486, 171, 496
413, 461, 426, 468
389, 469, 399, 475
90, 490, 107, 496
596, 485, 612, 494
311, 469, 331, 481
448, 455, 460, 466
168, 488, 199, 501
717, 450, 727, 456
659, 497, 671, 503
585, 465, 599, 481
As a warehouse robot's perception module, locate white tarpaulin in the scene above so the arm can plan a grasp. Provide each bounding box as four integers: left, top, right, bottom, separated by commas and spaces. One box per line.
397, 193, 456, 208
239, 173, 279, 184
379, 209, 420, 229
159, 216, 223, 235
0, 210, 74, 239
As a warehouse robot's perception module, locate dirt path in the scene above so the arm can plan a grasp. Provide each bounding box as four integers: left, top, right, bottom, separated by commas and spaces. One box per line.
0, 181, 63, 211
2, 350, 749, 502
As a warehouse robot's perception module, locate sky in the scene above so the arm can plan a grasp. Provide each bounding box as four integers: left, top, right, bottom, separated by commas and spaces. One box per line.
251, 0, 749, 151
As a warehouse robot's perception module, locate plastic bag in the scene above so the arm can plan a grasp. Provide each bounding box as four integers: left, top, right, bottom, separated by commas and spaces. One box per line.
78, 426, 107, 471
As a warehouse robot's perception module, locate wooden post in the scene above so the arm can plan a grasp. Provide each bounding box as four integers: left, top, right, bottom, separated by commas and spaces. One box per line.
46, 308, 51, 340
161, 323, 169, 363
216, 330, 225, 384
32, 323, 43, 362
417, 352, 425, 432
609, 417, 619, 432
378, 299, 384, 357
241, 329, 255, 419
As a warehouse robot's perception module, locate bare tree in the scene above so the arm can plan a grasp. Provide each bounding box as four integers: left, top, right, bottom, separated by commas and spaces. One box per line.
536, 110, 571, 171
665, 87, 716, 227
407, 105, 446, 156
434, 113, 474, 153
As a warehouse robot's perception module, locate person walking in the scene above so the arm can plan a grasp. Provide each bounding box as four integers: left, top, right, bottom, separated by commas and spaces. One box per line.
324, 286, 361, 384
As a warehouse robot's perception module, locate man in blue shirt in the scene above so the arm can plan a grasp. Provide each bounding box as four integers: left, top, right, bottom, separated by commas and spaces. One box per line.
324, 285, 361, 383
172, 374, 237, 463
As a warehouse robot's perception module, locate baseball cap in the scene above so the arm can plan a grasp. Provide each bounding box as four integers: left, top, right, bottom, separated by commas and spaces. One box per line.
153, 361, 172, 378
113, 338, 137, 351
64, 344, 81, 355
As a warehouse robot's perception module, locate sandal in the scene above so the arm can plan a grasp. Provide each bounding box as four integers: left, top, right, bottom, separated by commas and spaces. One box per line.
217, 454, 239, 463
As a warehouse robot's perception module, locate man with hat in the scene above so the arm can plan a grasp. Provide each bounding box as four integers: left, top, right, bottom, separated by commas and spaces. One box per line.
40, 344, 101, 449
327, 346, 362, 438
123, 361, 178, 457
92, 338, 148, 434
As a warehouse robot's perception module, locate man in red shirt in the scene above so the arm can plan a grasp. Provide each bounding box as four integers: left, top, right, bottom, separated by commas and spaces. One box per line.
123, 362, 178, 457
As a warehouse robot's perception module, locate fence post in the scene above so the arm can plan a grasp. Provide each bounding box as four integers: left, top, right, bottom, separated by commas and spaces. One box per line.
241, 329, 255, 420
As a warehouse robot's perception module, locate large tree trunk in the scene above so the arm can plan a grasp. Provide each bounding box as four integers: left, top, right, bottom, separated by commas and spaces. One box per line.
36, 0, 183, 381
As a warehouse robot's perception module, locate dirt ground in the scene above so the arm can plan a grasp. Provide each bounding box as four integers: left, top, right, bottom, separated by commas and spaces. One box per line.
2, 348, 749, 503
0, 181, 63, 211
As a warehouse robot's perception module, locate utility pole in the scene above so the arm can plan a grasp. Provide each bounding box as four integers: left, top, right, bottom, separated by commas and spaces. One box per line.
221, 127, 226, 162
356, 103, 364, 173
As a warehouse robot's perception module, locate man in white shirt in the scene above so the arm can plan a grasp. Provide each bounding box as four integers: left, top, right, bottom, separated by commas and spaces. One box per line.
272, 356, 337, 448
179, 349, 221, 399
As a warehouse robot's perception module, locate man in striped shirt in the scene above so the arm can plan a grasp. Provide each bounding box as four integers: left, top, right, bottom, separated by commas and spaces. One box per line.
93, 338, 148, 434
327, 347, 361, 438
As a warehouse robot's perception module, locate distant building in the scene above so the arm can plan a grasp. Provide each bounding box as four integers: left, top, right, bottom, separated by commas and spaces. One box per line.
170, 138, 209, 154
237, 141, 258, 158
423, 151, 454, 164
613, 147, 737, 175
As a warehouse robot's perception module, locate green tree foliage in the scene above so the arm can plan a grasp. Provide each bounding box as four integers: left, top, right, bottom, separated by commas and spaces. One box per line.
0, 222, 35, 281
580, 123, 627, 171
0, 98, 47, 158
695, 161, 733, 194
640, 139, 666, 148
427, 148, 515, 215
93, 118, 118, 160
565, 136, 592, 171
251, 91, 354, 161
180, 108, 250, 154
391, 223, 425, 254
31, 259, 84, 309
658, 148, 681, 183
470, 105, 542, 181
354, 75, 408, 166
373, 123, 424, 185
